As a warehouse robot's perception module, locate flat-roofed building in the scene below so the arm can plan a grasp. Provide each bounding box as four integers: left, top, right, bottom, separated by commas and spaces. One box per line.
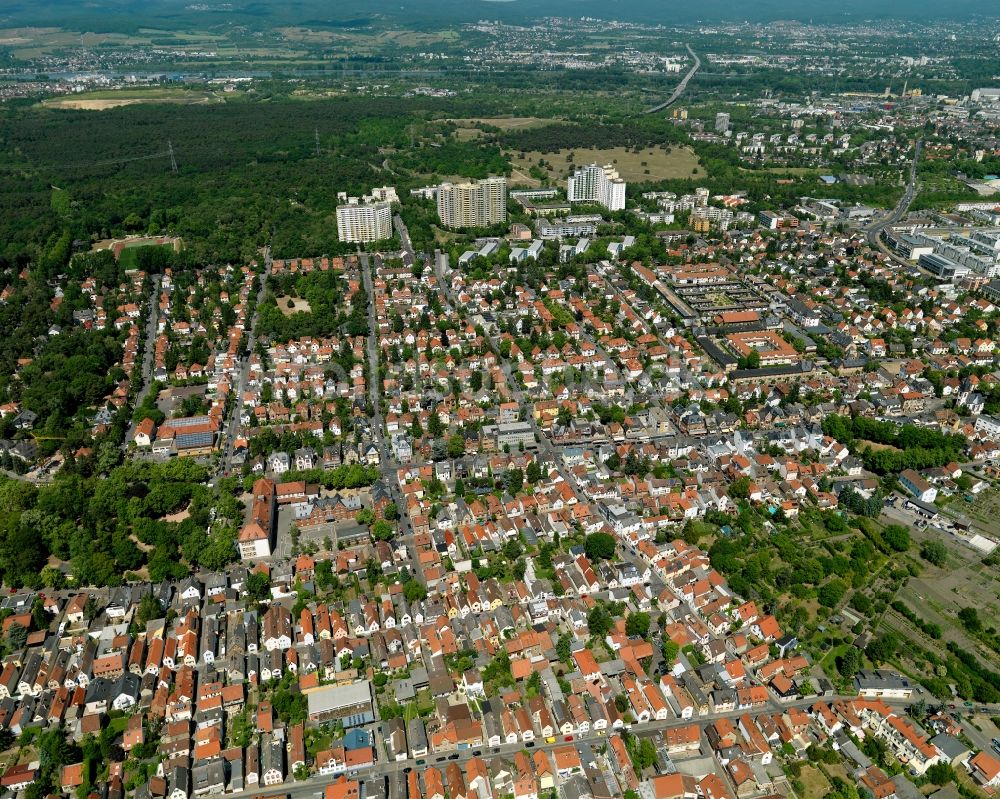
495, 422, 536, 451
567, 164, 626, 211
854, 669, 915, 700
919, 252, 969, 282
336, 201, 392, 244
306, 682, 375, 727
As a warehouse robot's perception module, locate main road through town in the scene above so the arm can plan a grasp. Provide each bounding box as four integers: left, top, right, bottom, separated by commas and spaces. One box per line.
217, 693, 924, 799
864, 139, 923, 256
360, 246, 424, 585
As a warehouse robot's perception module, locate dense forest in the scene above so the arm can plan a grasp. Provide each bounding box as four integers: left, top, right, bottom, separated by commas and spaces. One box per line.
0, 94, 521, 265
391, 140, 509, 181
15, 330, 125, 433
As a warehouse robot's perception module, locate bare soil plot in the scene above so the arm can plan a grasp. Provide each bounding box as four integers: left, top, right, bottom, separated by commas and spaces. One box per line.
129, 534, 154, 553
507, 144, 703, 183
276, 296, 312, 315
44, 98, 156, 110
41, 91, 222, 110
451, 117, 550, 140
164, 505, 192, 523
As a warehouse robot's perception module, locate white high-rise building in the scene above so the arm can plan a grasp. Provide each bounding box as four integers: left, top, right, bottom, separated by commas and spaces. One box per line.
336, 201, 393, 243
437, 177, 508, 229
715, 112, 731, 133
567, 164, 626, 211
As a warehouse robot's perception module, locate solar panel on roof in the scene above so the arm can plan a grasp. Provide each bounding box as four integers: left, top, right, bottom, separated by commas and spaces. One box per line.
176, 431, 214, 447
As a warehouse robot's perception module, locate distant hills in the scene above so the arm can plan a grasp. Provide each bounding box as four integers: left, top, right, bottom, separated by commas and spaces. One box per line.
1, 0, 997, 34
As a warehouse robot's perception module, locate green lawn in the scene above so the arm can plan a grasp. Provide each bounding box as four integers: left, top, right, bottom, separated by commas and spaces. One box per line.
817, 641, 852, 676
107, 714, 130, 735
118, 242, 175, 269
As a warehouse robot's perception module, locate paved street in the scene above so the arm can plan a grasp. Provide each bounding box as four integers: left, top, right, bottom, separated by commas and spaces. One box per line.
215, 248, 271, 479
122, 274, 162, 448
393, 214, 416, 267
644, 44, 701, 115
865, 138, 922, 259
361, 247, 422, 582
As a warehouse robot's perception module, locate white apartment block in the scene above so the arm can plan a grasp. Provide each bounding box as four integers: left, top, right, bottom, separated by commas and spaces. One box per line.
367, 186, 399, 204
336, 201, 393, 243
437, 177, 508, 229
567, 163, 626, 211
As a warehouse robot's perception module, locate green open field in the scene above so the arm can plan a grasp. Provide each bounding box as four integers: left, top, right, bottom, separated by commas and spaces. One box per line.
964, 487, 1000, 539
118, 244, 173, 269
797, 765, 830, 799
116, 238, 181, 269
452, 117, 552, 141
507, 144, 703, 183
755, 166, 817, 176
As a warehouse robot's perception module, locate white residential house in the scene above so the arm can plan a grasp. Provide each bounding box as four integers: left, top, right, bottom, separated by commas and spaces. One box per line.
268, 452, 290, 475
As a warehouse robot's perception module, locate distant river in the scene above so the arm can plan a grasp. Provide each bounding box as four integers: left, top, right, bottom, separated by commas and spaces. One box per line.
3, 66, 456, 82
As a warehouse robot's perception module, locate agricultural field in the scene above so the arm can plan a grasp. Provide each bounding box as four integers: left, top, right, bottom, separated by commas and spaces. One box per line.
963, 486, 1000, 539
277, 26, 458, 52
893, 531, 1000, 671
0, 25, 227, 58
507, 144, 704, 183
